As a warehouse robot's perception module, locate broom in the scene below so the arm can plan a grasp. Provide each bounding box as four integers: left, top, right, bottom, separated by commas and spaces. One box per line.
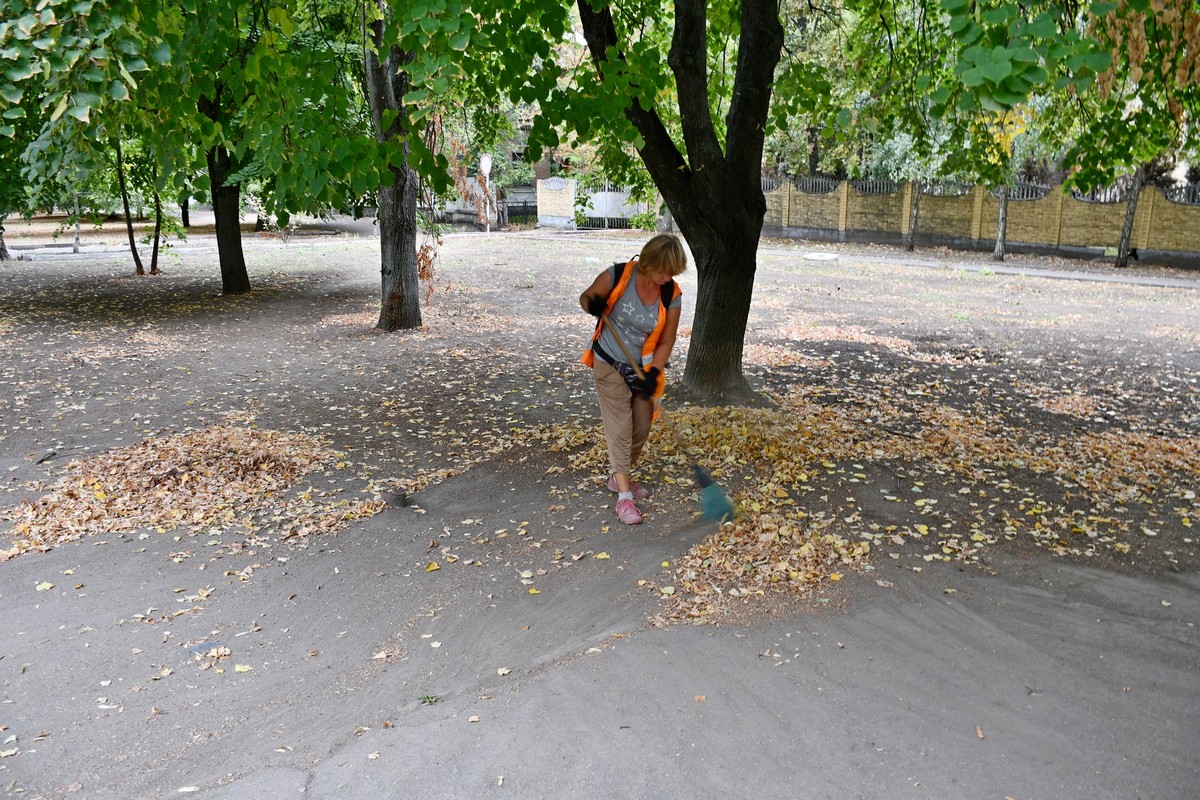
600, 313, 738, 523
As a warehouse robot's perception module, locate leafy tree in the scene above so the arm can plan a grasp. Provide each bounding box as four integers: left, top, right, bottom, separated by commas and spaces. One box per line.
0, 78, 40, 261
844, 0, 959, 251
2, 0, 480, 327
474, 0, 812, 401
938, 0, 1198, 267
1072, 0, 1200, 267
766, 2, 851, 176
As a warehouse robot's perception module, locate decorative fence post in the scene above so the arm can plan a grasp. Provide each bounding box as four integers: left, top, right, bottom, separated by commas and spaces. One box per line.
970, 186, 985, 246
836, 181, 850, 242
1049, 185, 1065, 249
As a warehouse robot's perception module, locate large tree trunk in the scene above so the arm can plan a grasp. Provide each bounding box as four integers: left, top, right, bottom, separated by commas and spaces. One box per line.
114, 138, 145, 275
578, 0, 783, 403
1115, 165, 1144, 269
993, 186, 1009, 261
681, 211, 762, 402
204, 144, 251, 294
904, 181, 922, 252
365, 13, 421, 331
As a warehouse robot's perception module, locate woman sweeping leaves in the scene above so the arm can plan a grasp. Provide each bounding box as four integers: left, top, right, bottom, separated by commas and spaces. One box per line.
579, 233, 687, 524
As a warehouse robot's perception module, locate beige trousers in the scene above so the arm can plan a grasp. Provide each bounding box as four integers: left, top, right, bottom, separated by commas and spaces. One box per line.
593, 360, 653, 477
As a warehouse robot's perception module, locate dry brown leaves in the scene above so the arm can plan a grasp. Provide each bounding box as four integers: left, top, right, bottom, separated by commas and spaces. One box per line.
2, 425, 383, 559
68, 329, 187, 365
1033, 391, 1100, 418
534, 384, 1200, 623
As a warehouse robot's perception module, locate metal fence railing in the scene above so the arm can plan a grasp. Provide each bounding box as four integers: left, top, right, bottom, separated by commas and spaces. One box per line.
924, 181, 973, 197
793, 175, 839, 194
1164, 183, 1200, 205
577, 216, 633, 230
851, 178, 900, 195
1071, 184, 1126, 203
991, 183, 1052, 201
761, 177, 782, 192
580, 181, 631, 194
504, 200, 537, 221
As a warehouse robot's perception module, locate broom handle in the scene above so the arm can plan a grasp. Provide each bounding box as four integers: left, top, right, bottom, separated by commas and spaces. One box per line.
599, 312, 647, 380
600, 311, 690, 452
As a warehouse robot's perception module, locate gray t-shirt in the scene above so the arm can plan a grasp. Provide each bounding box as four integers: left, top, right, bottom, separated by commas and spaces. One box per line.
596, 264, 681, 366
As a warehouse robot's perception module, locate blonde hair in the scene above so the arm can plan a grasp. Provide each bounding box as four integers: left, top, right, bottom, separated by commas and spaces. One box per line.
638, 234, 687, 279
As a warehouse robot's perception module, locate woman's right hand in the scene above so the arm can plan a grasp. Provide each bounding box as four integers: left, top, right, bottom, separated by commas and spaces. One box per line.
584, 294, 606, 317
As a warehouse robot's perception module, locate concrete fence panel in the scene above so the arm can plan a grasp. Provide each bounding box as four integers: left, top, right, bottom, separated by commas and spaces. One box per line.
789, 181, 842, 235
762, 180, 1200, 265
846, 182, 904, 242
920, 191, 977, 240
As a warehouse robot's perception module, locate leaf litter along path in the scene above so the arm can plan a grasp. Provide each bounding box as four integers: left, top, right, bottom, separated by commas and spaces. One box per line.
0, 231, 1198, 613
0, 230, 1198, 798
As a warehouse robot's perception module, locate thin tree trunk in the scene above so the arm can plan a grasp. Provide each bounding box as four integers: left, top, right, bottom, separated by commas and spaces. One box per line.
72, 192, 81, 254
365, 12, 421, 331
993, 186, 1009, 261
114, 139, 145, 275
150, 177, 162, 275
204, 143, 251, 294
181, 194, 190, 228
1115, 165, 1144, 269
0, 216, 10, 261
904, 181, 922, 252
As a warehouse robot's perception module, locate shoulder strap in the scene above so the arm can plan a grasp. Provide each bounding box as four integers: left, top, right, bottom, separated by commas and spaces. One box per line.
608, 257, 673, 309
660, 279, 675, 310
605, 258, 634, 300
608, 261, 624, 286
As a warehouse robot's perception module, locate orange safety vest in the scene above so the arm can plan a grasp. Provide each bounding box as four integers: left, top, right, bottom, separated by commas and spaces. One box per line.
581, 258, 680, 410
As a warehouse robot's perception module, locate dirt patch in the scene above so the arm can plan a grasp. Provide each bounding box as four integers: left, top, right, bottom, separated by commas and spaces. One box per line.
1, 228, 1198, 619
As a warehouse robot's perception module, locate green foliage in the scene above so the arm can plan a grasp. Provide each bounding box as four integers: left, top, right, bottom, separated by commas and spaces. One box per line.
0, 0, 483, 226
936, 0, 1101, 117
628, 209, 657, 230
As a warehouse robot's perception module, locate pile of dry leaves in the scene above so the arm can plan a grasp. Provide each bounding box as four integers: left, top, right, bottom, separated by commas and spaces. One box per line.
535, 384, 1200, 623
2, 425, 384, 560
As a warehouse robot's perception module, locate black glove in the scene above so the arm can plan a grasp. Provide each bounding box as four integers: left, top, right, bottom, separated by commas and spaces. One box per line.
585, 294, 607, 317
637, 367, 661, 399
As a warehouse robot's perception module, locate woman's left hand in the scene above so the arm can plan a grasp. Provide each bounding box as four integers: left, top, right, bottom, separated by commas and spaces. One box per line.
638, 366, 662, 399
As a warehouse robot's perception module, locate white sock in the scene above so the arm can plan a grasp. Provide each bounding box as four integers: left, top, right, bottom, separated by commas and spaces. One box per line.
618, 491, 634, 502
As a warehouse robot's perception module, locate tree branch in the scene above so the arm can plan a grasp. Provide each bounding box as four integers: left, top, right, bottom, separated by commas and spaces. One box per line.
575, 0, 690, 198
724, 0, 784, 178
668, 0, 724, 167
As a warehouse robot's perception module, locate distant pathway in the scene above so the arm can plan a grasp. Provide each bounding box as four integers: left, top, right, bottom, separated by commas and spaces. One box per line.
9, 215, 1200, 291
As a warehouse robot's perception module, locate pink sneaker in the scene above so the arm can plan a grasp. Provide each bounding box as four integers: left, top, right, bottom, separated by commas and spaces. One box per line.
615, 498, 643, 525
607, 474, 650, 499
